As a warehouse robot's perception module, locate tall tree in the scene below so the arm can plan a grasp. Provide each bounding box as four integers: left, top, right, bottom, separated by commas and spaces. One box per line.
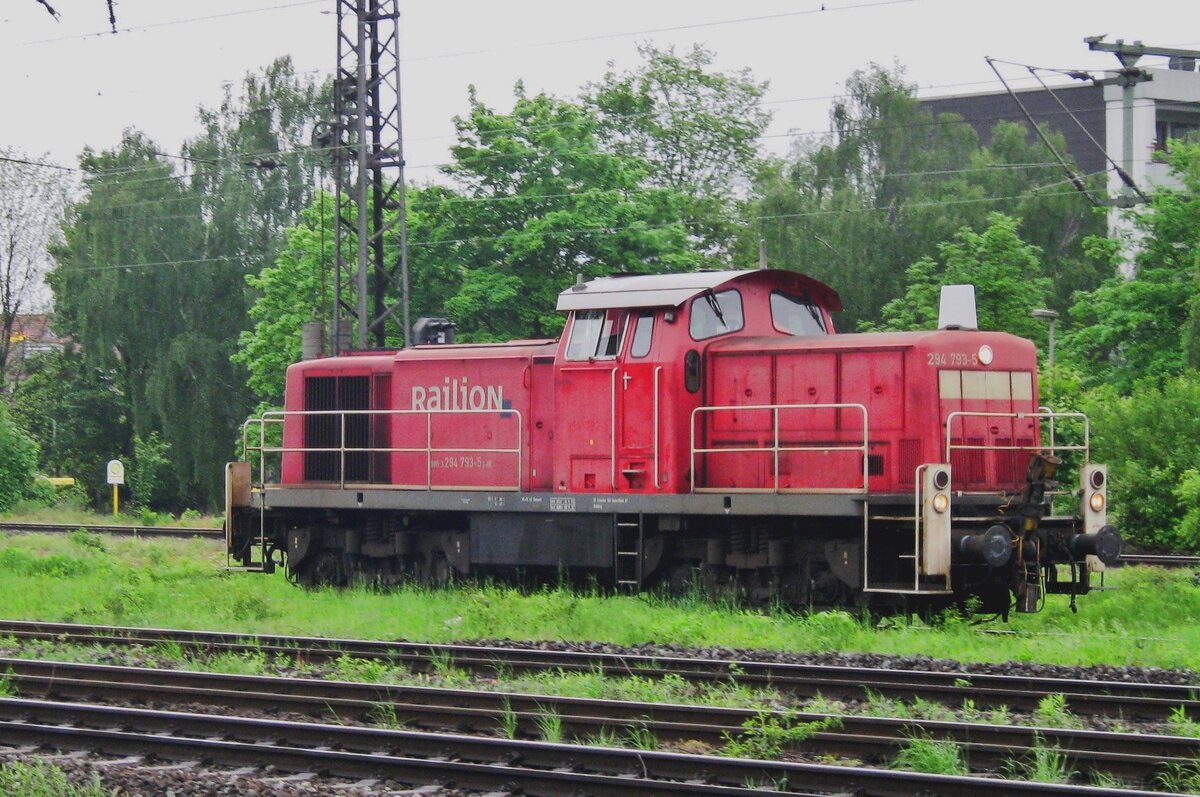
1060, 142, 1200, 393
584, 43, 771, 257
47, 61, 329, 508
0, 149, 69, 385
428, 85, 701, 340
746, 64, 1102, 328
872, 213, 1052, 340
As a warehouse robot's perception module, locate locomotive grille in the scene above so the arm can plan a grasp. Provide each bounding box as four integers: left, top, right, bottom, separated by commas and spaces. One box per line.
304, 375, 371, 482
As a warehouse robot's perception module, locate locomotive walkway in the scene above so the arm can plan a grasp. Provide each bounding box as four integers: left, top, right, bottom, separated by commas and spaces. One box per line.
0, 619, 1194, 720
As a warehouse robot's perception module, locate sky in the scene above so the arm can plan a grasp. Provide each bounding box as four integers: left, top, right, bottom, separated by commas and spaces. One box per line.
1, 0, 1196, 182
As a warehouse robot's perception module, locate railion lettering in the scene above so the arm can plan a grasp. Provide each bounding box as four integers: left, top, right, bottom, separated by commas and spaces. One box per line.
411, 377, 504, 412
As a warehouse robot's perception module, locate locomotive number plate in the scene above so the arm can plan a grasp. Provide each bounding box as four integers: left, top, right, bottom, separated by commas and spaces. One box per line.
927, 352, 979, 367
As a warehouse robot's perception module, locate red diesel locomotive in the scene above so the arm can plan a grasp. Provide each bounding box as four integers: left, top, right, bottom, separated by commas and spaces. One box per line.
225, 268, 1121, 615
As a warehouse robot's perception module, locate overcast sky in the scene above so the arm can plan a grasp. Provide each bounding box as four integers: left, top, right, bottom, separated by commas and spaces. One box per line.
1, 0, 1195, 180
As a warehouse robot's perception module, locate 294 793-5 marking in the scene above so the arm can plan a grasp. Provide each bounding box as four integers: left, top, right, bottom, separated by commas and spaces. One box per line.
928, 351, 979, 367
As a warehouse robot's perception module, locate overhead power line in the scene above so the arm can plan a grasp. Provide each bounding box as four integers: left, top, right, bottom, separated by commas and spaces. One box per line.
55, 183, 1090, 275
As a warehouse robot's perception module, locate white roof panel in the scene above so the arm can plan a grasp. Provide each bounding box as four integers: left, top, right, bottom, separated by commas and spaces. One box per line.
556, 270, 755, 311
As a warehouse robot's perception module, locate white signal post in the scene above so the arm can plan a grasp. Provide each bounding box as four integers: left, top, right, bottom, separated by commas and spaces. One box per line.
106, 459, 125, 516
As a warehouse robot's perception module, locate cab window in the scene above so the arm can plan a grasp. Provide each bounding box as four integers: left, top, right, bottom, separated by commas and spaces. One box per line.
771, 291, 827, 336
629, 312, 654, 358
689, 290, 744, 341
566, 309, 625, 360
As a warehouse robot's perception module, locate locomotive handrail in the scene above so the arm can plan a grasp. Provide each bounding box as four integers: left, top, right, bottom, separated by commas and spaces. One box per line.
242, 408, 524, 492
689, 402, 869, 494
944, 410, 1089, 459
943, 409, 1088, 499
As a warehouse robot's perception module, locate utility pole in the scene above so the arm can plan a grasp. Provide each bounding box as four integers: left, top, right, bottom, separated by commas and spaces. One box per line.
327, 0, 412, 353
1085, 36, 1200, 208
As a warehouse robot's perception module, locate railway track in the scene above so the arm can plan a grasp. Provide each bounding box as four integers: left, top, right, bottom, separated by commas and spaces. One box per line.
0, 619, 1195, 721
0, 655, 1194, 786
0, 695, 1179, 797
0, 521, 222, 539
1119, 554, 1200, 568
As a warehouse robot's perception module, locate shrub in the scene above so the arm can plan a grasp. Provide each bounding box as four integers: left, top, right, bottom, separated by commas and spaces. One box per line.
1084, 374, 1200, 552
0, 404, 40, 512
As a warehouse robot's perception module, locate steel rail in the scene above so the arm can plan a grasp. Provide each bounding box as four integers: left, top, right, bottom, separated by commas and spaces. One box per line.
0, 620, 1194, 721
0, 521, 222, 539
1, 656, 1194, 784
0, 697, 1175, 797
1119, 554, 1200, 568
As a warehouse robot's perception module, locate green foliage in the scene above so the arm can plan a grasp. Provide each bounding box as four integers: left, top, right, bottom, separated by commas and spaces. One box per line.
721, 711, 840, 760
890, 734, 969, 776
1032, 693, 1082, 729
1062, 143, 1200, 392
1167, 706, 1200, 738
1005, 735, 1075, 784
1156, 760, 1200, 793
873, 214, 1051, 339
128, 432, 172, 510
746, 64, 1102, 327
233, 196, 330, 403
9, 349, 128, 506
498, 696, 519, 739
585, 42, 771, 256
534, 705, 564, 742
0, 402, 39, 512
1083, 374, 1200, 551
48, 59, 329, 509
428, 86, 702, 341
0, 760, 113, 797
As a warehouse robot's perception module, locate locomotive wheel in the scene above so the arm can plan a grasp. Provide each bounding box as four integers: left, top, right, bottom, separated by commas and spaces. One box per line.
418, 551, 455, 587
666, 563, 702, 598
312, 551, 347, 587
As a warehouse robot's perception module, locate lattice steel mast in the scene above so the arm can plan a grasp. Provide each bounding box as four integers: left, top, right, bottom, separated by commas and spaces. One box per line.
331, 0, 411, 352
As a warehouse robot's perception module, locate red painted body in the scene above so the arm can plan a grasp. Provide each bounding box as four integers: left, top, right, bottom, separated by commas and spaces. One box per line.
277, 270, 1039, 499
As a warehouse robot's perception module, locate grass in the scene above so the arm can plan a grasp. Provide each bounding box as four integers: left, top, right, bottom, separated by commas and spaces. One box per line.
2, 505, 221, 529
890, 734, 969, 776
0, 532, 1198, 672
0, 760, 113, 797
1031, 693, 1084, 729
721, 711, 841, 760
1004, 734, 1076, 784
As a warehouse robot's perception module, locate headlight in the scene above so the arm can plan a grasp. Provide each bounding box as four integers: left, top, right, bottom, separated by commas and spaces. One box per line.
1089, 492, 1105, 513
932, 493, 950, 513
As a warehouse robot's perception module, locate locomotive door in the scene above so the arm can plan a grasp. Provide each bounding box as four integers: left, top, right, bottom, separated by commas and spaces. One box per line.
617, 311, 657, 490
555, 308, 625, 492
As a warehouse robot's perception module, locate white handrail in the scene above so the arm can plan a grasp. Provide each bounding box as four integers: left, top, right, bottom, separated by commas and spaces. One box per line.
242, 407, 524, 491
689, 402, 869, 494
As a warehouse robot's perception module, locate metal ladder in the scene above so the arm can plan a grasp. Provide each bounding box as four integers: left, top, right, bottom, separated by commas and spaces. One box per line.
614, 514, 644, 589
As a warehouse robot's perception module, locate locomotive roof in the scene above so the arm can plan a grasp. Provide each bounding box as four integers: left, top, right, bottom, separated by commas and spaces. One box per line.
556, 269, 841, 312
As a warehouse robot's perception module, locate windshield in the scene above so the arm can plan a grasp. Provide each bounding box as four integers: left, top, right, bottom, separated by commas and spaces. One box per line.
690, 289, 744, 341
771, 291, 827, 336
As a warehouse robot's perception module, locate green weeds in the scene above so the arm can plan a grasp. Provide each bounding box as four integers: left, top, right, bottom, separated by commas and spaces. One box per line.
1032, 693, 1083, 730
890, 734, 969, 776
721, 711, 840, 760
534, 705, 563, 742
1156, 760, 1200, 793
1004, 734, 1076, 784
0, 760, 113, 797
1168, 705, 1200, 738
